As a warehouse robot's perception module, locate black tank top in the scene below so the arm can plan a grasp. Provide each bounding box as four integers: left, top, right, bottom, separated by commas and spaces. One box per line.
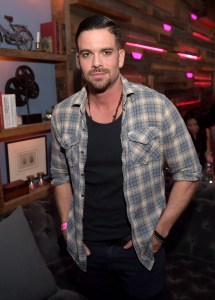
83, 113, 131, 242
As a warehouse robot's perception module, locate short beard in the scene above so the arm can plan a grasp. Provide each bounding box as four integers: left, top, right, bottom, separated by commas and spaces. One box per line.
87, 79, 111, 94
85, 68, 111, 93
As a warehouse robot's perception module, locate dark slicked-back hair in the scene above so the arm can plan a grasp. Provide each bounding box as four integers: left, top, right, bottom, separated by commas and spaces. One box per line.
75, 15, 123, 50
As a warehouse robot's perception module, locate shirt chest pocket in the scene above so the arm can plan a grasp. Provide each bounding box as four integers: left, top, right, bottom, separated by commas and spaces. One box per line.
128, 128, 160, 164
61, 135, 79, 167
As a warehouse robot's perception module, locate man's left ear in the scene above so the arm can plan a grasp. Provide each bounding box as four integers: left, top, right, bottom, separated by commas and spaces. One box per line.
76, 53, 80, 69
119, 49, 125, 69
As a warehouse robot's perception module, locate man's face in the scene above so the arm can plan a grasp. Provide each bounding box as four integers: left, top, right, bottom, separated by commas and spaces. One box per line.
76, 28, 125, 93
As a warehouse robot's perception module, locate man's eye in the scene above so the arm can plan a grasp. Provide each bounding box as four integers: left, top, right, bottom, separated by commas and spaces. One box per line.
81, 52, 91, 58
103, 50, 112, 56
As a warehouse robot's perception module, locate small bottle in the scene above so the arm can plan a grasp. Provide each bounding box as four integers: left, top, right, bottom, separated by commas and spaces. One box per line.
37, 172, 44, 186
27, 174, 36, 190
202, 162, 214, 183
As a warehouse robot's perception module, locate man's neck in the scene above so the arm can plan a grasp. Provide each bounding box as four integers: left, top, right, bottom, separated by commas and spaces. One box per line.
87, 83, 123, 123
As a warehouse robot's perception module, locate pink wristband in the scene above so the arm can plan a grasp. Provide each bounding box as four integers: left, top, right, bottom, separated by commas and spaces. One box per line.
61, 222, 68, 231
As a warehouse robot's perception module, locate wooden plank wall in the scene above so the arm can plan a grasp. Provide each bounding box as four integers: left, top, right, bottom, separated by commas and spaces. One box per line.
51, 0, 215, 114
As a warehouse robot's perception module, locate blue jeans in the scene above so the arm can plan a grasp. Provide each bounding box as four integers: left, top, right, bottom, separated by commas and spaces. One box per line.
77, 242, 165, 300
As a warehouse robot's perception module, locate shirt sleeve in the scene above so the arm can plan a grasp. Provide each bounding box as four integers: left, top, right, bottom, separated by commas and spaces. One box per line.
162, 98, 202, 181
50, 105, 71, 186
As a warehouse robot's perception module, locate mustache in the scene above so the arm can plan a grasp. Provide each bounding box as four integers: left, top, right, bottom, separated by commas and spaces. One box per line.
88, 68, 110, 75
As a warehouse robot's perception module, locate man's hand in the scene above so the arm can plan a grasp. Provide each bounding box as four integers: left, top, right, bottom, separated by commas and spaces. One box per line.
123, 239, 133, 249
84, 244, 91, 256
152, 235, 163, 253
123, 235, 163, 253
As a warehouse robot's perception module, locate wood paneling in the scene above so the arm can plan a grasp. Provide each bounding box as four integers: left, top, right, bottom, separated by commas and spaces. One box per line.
51, 0, 215, 108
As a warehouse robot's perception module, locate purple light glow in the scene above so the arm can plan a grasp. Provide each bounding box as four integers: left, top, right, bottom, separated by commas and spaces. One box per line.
131, 51, 142, 60
186, 72, 193, 78
163, 23, 172, 32
191, 13, 198, 20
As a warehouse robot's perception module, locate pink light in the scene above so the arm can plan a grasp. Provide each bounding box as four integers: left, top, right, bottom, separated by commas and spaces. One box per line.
194, 81, 212, 87
200, 17, 215, 28
190, 13, 198, 20
177, 52, 201, 60
126, 42, 166, 53
193, 32, 212, 42
186, 72, 193, 78
131, 51, 142, 60
176, 100, 201, 107
163, 23, 172, 32
194, 75, 212, 81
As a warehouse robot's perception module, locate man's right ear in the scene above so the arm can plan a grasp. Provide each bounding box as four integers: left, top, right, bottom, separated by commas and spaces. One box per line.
76, 53, 80, 69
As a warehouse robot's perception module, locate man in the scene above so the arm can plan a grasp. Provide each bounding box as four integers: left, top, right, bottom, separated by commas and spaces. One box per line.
51, 15, 201, 300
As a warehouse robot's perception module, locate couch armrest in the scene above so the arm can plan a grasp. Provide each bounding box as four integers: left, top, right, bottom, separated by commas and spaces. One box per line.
166, 198, 215, 263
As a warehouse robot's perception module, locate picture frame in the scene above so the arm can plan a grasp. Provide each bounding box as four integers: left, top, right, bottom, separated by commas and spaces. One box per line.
5, 136, 47, 182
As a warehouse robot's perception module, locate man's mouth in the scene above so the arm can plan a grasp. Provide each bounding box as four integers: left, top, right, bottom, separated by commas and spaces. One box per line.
89, 69, 109, 76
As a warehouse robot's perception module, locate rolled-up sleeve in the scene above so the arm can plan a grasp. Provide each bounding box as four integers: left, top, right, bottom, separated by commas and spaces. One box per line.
51, 106, 71, 187
162, 99, 202, 181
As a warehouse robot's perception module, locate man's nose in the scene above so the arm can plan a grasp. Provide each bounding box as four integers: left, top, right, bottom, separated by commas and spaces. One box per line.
92, 54, 102, 68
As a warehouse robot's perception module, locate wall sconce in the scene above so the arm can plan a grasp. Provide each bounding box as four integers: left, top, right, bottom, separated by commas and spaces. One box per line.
177, 52, 201, 60
193, 32, 212, 42
186, 72, 193, 78
126, 42, 166, 53
190, 13, 198, 20
131, 51, 142, 60
163, 23, 172, 32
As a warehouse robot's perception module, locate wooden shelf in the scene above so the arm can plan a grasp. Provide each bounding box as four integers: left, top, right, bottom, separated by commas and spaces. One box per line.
0, 47, 57, 212
0, 121, 51, 142
0, 183, 53, 213
0, 48, 66, 63
0, 121, 52, 212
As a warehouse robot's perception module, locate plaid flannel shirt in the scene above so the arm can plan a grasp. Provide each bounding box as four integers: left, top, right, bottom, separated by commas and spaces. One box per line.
51, 76, 202, 271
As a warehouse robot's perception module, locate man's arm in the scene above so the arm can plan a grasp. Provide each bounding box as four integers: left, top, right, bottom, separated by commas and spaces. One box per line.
54, 182, 73, 225
55, 182, 91, 255
153, 180, 199, 251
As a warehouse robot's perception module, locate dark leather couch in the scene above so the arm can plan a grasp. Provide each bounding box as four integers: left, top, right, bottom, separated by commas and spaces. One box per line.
22, 192, 84, 297
0, 192, 86, 300
165, 182, 215, 300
